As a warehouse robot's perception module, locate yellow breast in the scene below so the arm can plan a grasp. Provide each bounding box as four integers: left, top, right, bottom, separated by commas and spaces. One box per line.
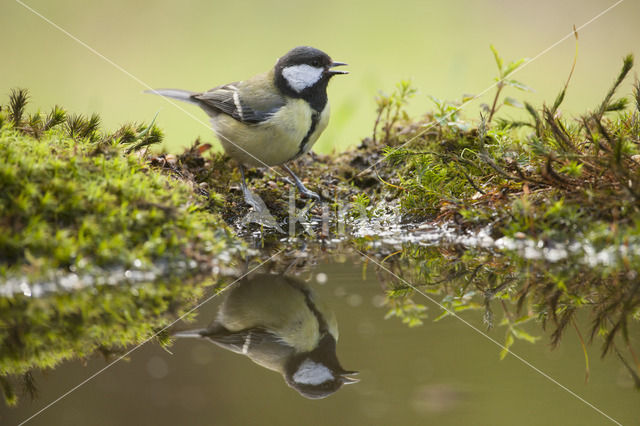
211, 99, 329, 167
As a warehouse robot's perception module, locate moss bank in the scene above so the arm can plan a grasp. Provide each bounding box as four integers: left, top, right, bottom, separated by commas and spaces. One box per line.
0, 89, 240, 282
366, 55, 640, 247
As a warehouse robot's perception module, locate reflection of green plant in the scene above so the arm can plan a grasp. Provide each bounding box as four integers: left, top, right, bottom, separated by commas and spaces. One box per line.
497, 308, 540, 360
384, 286, 427, 327
433, 291, 484, 322
365, 243, 640, 388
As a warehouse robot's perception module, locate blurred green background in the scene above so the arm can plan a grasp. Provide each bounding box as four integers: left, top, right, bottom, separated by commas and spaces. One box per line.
2, 0, 639, 154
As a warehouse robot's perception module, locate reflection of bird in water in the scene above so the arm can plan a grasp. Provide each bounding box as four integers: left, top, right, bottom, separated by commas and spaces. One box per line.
173, 274, 358, 399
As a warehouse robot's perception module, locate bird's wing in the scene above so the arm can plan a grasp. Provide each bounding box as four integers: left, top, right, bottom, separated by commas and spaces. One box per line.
205, 327, 286, 354
194, 76, 285, 124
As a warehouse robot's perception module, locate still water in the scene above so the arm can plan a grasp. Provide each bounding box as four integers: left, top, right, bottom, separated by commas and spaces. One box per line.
1, 257, 638, 425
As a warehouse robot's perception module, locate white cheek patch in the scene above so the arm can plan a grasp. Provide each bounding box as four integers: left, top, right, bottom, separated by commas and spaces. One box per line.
282, 64, 323, 92
292, 359, 333, 385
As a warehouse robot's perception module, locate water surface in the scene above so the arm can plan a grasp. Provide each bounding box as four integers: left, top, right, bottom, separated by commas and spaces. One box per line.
2, 256, 637, 425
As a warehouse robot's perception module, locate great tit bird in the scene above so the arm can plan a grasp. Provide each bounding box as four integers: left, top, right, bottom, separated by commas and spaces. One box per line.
147, 46, 348, 204
173, 274, 358, 399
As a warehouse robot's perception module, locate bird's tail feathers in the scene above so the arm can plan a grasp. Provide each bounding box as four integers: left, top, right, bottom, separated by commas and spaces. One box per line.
172, 328, 207, 338
145, 89, 199, 105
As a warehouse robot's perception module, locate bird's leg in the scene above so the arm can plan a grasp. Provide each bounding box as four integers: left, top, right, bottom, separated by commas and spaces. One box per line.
280, 164, 320, 201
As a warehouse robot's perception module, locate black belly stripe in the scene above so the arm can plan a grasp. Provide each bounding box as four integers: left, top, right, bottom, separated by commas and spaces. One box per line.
284, 278, 330, 334
295, 111, 320, 157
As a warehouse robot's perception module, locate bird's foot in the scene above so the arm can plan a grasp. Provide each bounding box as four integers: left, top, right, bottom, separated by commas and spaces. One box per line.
282, 177, 320, 201
299, 186, 321, 201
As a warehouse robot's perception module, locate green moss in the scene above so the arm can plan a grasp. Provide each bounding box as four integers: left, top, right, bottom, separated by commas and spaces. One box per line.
365, 55, 640, 246
0, 90, 239, 281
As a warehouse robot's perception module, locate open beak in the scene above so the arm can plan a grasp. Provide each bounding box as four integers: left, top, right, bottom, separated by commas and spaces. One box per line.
328, 61, 349, 75
341, 375, 360, 385
340, 369, 359, 384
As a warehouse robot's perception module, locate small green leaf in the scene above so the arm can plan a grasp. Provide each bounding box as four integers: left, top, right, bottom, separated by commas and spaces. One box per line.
605, 97, 629, 112
461, 93, 476, 103
544, 199, 564, 216
557, 280, 568, 292
524, 102, 540, 123
514, 315, 535, 325
503, 97, 524, 108
448, 121, 471, 132
428, 95, 443, 108
490, 45, 503, 76
560, 161, 583, 177
551, 89, 566, 112
500, 333, 514, 360
506, 79, 534, 92
433, 310, 451, 322
503, 58, 527, 77
511, 328, 540, 343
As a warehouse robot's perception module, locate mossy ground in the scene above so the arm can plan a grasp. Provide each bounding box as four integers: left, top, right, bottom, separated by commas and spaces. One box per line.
152, 56, 640, 251
368, 56, 640, 246
0, 90, 239, 280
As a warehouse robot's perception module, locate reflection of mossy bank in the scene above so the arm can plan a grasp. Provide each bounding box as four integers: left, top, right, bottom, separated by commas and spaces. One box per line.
361, 242, 640, 388
0, 274, 219, 405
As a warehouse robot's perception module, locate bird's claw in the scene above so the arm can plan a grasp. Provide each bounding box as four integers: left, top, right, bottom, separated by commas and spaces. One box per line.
300, 188, 320, 201
283, 178, 320, 201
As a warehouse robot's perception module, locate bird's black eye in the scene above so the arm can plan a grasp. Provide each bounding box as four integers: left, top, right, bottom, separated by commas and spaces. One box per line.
312, 59, 320, 67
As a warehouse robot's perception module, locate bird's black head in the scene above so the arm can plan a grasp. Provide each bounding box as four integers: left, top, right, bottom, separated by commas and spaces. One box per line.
283, 333, 358, 399
274, 46, 348, 112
